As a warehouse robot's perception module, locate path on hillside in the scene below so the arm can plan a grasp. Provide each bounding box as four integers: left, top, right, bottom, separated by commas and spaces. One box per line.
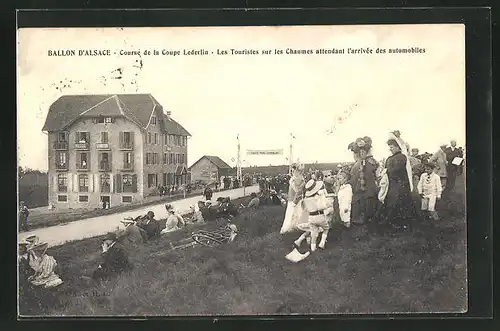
19, 186, 259, 247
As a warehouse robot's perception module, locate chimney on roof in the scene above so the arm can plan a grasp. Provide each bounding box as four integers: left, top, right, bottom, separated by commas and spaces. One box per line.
166, 111, 172, 120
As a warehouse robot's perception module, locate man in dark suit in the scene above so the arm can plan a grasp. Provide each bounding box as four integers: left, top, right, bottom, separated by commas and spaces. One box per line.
92, 233, 132, 280
444, 139, 464, 194
137, 211, 161, 240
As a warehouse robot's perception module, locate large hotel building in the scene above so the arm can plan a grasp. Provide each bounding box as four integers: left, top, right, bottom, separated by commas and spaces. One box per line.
42, 94, 191, 209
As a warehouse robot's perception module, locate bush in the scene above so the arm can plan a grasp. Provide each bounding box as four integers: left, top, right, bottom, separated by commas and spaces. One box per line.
18, 168, 48, 208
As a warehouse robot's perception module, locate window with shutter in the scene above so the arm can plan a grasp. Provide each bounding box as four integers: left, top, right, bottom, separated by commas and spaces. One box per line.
132, 174, 137, 193
119, 132, 124, 149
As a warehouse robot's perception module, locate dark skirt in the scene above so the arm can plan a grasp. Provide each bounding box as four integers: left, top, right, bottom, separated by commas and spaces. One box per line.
351, 193, 380, 223
380, 180, 418, 227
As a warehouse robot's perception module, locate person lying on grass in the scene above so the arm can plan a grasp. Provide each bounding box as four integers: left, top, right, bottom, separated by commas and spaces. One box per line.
246, 192, 260, 209
92, 232, 132, 281
117, 218, 148, 246
161, 204, 186, 234
136, 211, 162, 239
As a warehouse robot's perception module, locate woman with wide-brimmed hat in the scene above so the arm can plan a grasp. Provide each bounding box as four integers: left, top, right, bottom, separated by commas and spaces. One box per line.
378, 131, 419, 229
280, 162, 308, 234
27, 242, 63, 288
348, 136, 380, 225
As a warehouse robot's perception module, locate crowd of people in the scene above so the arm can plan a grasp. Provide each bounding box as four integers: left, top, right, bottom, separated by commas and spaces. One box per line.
18, 192, 246, 288
18, 130, 464, 289
282, 131, 464, 262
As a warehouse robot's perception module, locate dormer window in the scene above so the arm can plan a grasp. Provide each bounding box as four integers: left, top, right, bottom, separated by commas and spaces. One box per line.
94, 116, 113, 124
151, 116, 157, 125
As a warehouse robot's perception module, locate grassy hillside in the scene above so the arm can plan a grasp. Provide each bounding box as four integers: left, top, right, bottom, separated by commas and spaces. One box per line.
19, 177, 466, 316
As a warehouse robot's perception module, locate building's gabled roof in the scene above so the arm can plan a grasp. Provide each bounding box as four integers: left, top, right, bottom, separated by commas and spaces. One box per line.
189, 155, 232, 170
42, 94, 190, 136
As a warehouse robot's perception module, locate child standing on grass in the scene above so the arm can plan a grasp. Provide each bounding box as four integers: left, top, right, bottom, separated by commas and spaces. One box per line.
417, 162, 442, 220
336, 170, 353, 228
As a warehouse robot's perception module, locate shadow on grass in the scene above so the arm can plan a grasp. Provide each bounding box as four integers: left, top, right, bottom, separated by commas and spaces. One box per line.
19, 179, 467, 316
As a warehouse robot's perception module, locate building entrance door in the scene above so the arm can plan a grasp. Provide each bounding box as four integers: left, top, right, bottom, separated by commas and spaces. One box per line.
100, 196, 110, 209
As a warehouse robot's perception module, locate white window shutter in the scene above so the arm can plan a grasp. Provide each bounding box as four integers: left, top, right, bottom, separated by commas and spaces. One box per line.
67, 174, 72, 192
74, 174, 78, 192
110, 174, 113, 193
53, 175, 57, 191
89, 173, 94, 192
95, 174, 100, 193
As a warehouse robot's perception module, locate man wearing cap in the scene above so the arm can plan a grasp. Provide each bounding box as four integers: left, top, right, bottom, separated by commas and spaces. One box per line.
137, 211, 161, 240
444, 139, 464, 194
19, 201, 30, 232
92, 232, 132, 280
429, 144, 448, 191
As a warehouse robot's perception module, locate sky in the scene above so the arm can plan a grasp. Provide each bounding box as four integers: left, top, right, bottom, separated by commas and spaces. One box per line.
17, 24, 465, 171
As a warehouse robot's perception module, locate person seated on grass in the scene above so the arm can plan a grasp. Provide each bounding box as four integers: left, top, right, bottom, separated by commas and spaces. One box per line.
246, 192, 260, 209
136, 211, 161, 240
92, 232, 132, 281
218, 197, 239, 218
18, 241, 34, 292
189, 202, 206, 223
269, 189, 282, 205
117, 219, 148, 246
161, 204, 186, 234
27, 242, 63, 288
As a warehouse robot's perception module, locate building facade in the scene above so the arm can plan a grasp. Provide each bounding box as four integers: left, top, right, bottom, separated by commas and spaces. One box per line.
189, 155, 236, 184
43, 94, 191, 209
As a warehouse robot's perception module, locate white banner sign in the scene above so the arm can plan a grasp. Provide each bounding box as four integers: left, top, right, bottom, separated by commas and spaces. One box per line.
246, 149, 283, 155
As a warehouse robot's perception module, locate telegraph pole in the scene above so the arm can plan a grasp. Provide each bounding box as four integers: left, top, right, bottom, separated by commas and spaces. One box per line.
237, 134, 243, 188
289, 133, 294, 174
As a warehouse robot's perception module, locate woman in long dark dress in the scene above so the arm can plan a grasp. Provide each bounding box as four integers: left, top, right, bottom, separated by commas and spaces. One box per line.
348, 137, 380, 225
381, 139, 419, 228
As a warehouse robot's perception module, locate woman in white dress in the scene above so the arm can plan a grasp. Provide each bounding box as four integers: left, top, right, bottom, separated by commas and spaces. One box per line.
280, 163, 307, 234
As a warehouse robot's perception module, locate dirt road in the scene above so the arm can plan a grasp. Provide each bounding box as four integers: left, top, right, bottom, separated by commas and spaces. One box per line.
19, 185, 259, 247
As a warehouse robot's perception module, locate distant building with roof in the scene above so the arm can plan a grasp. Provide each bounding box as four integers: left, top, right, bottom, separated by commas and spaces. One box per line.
42, 94, 191, 209
188, 155, 236, 184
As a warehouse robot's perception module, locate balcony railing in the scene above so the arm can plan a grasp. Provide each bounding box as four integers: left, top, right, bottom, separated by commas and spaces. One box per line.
58, 185, 67, 192
99, 162, 111, 172
96, 143, 110, 150
75, 142, 89, 150
121, 163, 134, 171
119, 142, 133, 150
55, 162, 68, 171
53, 141, 68, 150
76, 163, 90, 171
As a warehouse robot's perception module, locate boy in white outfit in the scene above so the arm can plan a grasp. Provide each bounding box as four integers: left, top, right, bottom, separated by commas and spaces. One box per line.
336, 170, 353, 228
417, 163, 442, 220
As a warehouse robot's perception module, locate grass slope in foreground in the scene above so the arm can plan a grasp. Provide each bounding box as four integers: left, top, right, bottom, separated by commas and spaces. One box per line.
19, 180, 466, 316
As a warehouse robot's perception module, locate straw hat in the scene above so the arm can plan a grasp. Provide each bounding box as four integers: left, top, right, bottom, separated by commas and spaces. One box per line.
304, 179, 323, 197
25, 235, 39, 244
31, 242, 49, 256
